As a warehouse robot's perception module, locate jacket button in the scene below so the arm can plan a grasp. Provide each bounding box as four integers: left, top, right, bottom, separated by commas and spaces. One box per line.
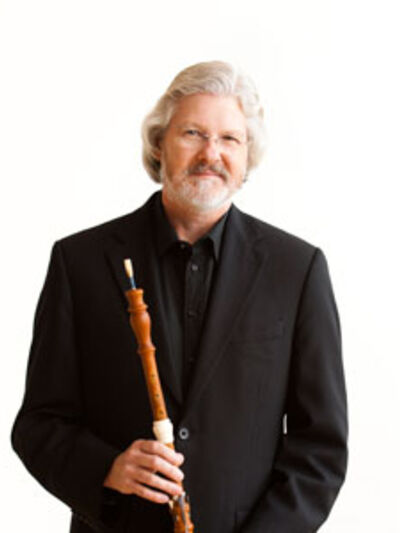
178, 427, 190, 440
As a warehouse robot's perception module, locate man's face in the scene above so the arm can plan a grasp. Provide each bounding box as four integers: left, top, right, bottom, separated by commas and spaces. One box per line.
158, 93, 248, 213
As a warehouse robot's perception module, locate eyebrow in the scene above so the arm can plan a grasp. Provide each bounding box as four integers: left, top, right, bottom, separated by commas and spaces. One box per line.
177, 122, 206, 131
178, 122, 247, 139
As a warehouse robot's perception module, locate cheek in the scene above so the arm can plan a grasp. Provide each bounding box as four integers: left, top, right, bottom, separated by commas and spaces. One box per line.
228, 152, 247, 174
236, 150, 249, 175
164, 144, 194, 173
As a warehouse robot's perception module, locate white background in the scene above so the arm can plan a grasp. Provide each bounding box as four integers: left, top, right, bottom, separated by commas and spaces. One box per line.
1, 0, 399, 531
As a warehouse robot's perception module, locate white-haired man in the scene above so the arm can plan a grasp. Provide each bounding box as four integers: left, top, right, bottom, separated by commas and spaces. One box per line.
12, 61, 348, 533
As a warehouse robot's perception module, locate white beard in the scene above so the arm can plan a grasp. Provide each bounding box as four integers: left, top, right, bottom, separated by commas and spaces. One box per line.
161, 168, 242, 213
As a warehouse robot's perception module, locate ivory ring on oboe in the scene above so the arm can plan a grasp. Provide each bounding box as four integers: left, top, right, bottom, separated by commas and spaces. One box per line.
153, 418, 174, 444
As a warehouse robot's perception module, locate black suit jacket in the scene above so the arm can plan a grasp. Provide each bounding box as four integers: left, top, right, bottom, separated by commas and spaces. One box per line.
12, 192, 347, 533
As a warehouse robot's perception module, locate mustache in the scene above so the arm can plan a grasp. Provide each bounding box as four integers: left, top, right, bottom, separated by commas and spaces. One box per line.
185, 162, 230, 181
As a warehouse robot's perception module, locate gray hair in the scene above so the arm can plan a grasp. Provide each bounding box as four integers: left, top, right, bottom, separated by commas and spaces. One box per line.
141, 61, 266, 183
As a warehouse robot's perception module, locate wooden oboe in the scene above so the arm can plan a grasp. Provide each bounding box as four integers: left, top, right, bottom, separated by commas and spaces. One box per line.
123, 259, 194, 533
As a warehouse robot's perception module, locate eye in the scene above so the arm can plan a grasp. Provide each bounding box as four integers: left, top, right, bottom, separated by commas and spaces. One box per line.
184, 129, 201, 137
222, 135, 241, 144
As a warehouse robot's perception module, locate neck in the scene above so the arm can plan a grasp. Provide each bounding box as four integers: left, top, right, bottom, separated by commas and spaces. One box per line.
161, 191, 231, 244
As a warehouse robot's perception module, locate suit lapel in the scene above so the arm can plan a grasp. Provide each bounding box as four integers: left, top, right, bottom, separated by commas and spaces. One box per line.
104, 195, 183, 406
183, 206, 270, 415
103, 196, 270, 413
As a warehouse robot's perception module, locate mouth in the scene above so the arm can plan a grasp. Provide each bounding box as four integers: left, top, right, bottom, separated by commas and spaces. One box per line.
186, 165, 228, 181
190, 171, 222, 178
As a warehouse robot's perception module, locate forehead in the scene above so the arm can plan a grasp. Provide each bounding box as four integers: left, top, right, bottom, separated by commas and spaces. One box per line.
168, 93, 247, 132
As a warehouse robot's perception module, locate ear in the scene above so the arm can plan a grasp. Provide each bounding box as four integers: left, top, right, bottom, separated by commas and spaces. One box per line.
152, 146, 162, 161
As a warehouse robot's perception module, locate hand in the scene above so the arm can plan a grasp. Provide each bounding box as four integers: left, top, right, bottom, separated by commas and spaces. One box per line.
103, 439, 184, 504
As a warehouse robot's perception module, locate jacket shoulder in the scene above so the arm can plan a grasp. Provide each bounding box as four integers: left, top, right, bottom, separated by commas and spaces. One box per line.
237, 209, 318, 259
58, 212, 135, 245
55, 195, 154, 255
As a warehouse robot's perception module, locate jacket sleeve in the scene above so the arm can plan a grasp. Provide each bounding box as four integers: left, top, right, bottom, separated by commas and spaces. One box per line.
11, 242, 122, 532
241, 248, 348, 533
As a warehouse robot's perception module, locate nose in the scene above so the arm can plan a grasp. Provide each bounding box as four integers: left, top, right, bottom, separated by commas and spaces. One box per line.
198, 136, 222, 162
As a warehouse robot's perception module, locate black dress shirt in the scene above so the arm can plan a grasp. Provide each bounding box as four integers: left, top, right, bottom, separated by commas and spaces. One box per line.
153, 195, 230, 398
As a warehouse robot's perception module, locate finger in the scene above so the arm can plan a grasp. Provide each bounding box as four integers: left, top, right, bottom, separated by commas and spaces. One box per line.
134, 467, 182, 497
136, 440, 184, 466
137, 453, 184, 483
129, 479, 170, 504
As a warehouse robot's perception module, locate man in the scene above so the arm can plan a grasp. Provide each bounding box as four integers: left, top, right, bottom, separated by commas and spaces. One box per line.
12, 61, 348, 532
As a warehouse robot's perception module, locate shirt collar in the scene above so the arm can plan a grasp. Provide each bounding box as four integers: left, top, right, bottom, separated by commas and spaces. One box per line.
153, 192, 230, 261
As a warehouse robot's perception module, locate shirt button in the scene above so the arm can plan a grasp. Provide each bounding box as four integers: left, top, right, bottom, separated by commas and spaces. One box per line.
190, 263, 199, 272
178, 427, 190, 441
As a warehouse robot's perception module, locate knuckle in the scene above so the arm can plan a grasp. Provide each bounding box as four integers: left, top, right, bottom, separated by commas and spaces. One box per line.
141, 470, 154, 484
158, 476, 171, 492
148, 440, 159, 453
165, 480, 182, 495
135, 484, 146, 498
163, 464, 173, 478
176, 468, 184, 481
162, 478, 175, 491
125, 464, 136, 478
130, 439, 141, 451
137, 484, 167, 504
176, 453, 185, 465
150, 456, 161, 470
141, 487, 155, 501
168, 464, 180, 479
127, 447, 138, 460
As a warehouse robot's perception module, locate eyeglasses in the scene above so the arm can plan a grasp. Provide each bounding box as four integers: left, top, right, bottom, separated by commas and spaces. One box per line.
179, 128, 248, 151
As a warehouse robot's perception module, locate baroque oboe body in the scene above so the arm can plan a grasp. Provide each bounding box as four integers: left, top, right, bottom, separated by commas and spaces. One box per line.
123, 259, 194, 533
